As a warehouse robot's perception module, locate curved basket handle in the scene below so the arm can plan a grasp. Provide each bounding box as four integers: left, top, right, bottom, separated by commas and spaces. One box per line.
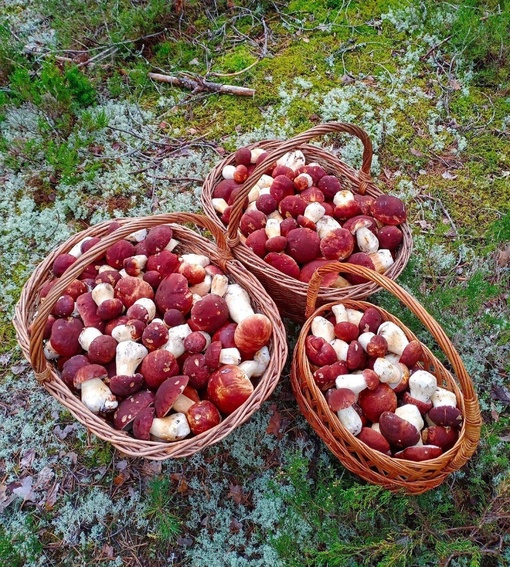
306, 262, 480, 411
28, 213, 233, 379
226, 122, 374, 245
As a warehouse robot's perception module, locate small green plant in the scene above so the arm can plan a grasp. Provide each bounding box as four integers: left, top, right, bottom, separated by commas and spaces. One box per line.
145, 476, 182, 543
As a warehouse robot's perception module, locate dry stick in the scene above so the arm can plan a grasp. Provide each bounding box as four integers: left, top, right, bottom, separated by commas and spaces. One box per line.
147, 72, 255, 96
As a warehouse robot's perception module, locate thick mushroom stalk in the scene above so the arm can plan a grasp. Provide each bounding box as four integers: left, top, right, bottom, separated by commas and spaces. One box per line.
115, 340, 149, 376
238, 346, 270, 378
311, 316, 335, 343
328, 388, 362, 436
224, 284, 255, 323
81, 379, 118, 414
150, 413, 191, 441
164, 323, 192, 358
377, 321, 409, 355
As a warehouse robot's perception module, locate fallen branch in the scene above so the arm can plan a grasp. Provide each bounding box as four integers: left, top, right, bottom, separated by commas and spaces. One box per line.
147, 72, 255, 97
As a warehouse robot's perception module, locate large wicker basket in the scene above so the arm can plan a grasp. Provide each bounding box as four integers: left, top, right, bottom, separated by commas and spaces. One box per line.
290, 262, 481, 494
202, 122, 413, 322
13, 213, 288, 460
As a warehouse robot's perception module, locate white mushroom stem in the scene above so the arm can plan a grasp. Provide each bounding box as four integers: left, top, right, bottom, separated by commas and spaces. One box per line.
78, 327, 103, 351
267, 211, 284, 222
431, 387, 457, 408
119, 269, 142, 279
330, 339, 349, 361
250, 148, 266, 164
311, 316, 335, 343
172, 394, 195, 414
258, 174, 274, 189
43, 341, 60, 360
224, 284, 255, 323
81, 378, 118, 414
276, 149, 306, 171
346, 308, 364, 326
133, 297, 156, 321
190, 274, 212, 296
91, 282, 115, 306
357, 332, 375, 352
219, 347, 242, 366
265, 218, 281, 239
371, 422, 382, 434
337, 406, 363, 436
198, 331, 212, 351
150, 413, 191, 441
238, 346, 270, 378
395, 404, 424, 432
333, 189, 356, 207
409, 370, 437, 402
128, 254, 148, 270
248, 186, 260, 203
377, 321, 409, 355
369, 249, 394, 273
356, 227, 379, 254
304, 202, 326, 223
166, 238, 179, 252
373, 357, 403, 384
164, 324, 192, 358
180, 254, 210, 267
68, 237, 94, 258
335, 374, 369, 399
222, 164, 236, 179
111, 323, 141, 343
115, 340, 149, 376
316, 216, 342, 239
210, 274, 229, 297
246, 201, 258, 212
331, 304, 349, 323
212, 198, 229, 214
126, 228, 148, 242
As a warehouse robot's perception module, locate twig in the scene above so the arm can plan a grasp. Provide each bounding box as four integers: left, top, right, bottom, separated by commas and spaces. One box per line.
420, 35, 452, 61
208, 59, 260, 78
147, 72, 255, 96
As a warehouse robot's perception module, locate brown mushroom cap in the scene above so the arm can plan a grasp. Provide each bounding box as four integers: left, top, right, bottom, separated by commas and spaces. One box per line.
52, 253, 77, 277
190, 294, 230, 333
366, 335, 388, 358
422, 425, 459, 451
334, 321, 359, 342
317, 174, 341, 199
265, 252, 300, 279
50, 317, 84, 358
73, 363, 108, 389
186, 400, 222, 435
357, 427, 391, 455
182, 353, 210, 390
358, 383, 397, 423
109, 373, 145, 397
233, 314, 272, 355
206, 365, 254, 415
313, 360, 349, 390
358, 307, 383, 334
155, 273, 193, 315
113, 390, 155, 430
327, 388, 356, 411
320, 228, 355, 261
427, 406, 463, 428
132, 406, 155, 440
96, 298, 124, 321
346, 340, 366, 371
105, 240, 136, 270
61, 354, 90, 389
88, 334, 117, 365
371, 195, 407, 226
379, 411, 421, 449
145, 225, 173, 256
154, 375, 189, 418
286, 228, 321, 265
305, 335, 338, 367
395, 445, 442, 461
140, 349, 179, 391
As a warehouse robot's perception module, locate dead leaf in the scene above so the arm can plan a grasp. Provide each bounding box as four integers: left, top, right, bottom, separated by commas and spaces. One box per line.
12, 476, 36, 502
266, 405, 282, 438
42, 482, 60, 510
449, 79, 461, 90
227, 483, 244, 505
21, 449, 36, 469
499, 435, 510, 442
496, 245, 510, 268
113, 473, 126, 486
415, 220, 432, 231
230, 518, 242, 533
0, 484, 16, 512
410, 148, 424, 157
491, 384, 510, 404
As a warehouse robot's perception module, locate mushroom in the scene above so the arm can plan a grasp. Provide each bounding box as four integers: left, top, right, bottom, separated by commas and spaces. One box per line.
105, 240, 136, 270
163, 323, 192, 358
238, 346, 270, 378
358, 383, 397, 423
403, 370, 437, 413
370, 195, 407, 225
377, 321, 409, 355
264, 252, 300, 279
150, 413, 191, 441
48, 317, 84, 358
113, 390, 155, 431
399, 340, 423, 367
146, 250, 179, 277
114, 276, 154, 309
330, 338, 349, 361
186, 401, 222, 435
394, 445, 442, 461
145, 225, 174, 255
320, 228, 355, 260
74, 364, 118, 414
207, 365, 255, 414
78, 327, 103, 351
334, 321, 360, 342
422, 425, 459, 451
76, 292, 105, 331
115, 340, 148, 376
378, 226, 404, 250
154, 273, 193, 315
279, 195, 307, 219
315, 216, 342, 240
190, 293, 230, 333
183, 331, 211, 354
356, 227, 379, 254
154, 375, 193, 417
210, 274, 229, 297
313, 360, 349, 390
357, 427, 391, 455
358, 307, 383, 334
233, 314, 272, 355
293, 172, 313, 191
335, 369, 379, 398
182, 353, 210, 389
276, 150, 306, 171
127, 297, 157, 324
379, 408, 421, 449
305, 335, 338, 366
311, 316, 336, 343
132, 407, 155, 440
427, 387, 462, 428
368, 249, 394, 274
332, 190, 362, 220
141, 321, 169, 351
61, 354, 90, 389
111, 320, 145, 342
328, 388, 362, 436
286, 228, 321, 264
224, 284, 255, 323
123, 254, 148, 277
373, 357, 403, 385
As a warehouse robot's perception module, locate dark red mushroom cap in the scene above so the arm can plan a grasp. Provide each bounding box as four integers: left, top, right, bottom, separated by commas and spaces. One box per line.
353, 193, 375, 216
114, 276, 154, 309
358, 307, 383, 334
399, 340, 423, 368
132, 406, 155, 440
378, 225, 404, 250
143, 270, 163, 290
163, 308, 185, 327
305, 335, 338, 367
123, 255, 147, 277
270, 175, 295, 203
52, 253, 77, 277
265, 252, 300, 278
154, 273, 193, 315
51, 295, 75, 318
320, 228, 355, 261
64, 280, 88, 300
109, 373, 145, 397
113, 390, 155, 430
105, 240, 136, 270
140, 349, 179, 391
366, 335, 388, 358
96, 298, 124, 321
206, 365, 254, 415
73, 363, 108, 389
145, 225, 173, 255
422, 425, 459, 451
49, 317, 84, 358
345, 253, 376, 284
146, 250, 179, 277
333, 199, 362, 221
301, 164, 327, 184
76, 292, 105, 331
240, 210, 267, 236
346, 340, 366, 370
299, 260, 341, 286
343, 215, 378, 235
279, 217, 298, 237
183, 331, 209, 353
358, 383, 397, 423
95, 270, 122, 288
186, 400, 222, 435
334, 321, 359, 342
286, 228, 320, 265
327, 388, 356, 411
179, 262, 206, 285
272, 164, 296, 179
234, 147, 252, 166
395, 445, 443, 461
204, 340, 223, 369
265, 235, 287, 253
357, 427, 391, 455
154, 375, 189, 418
182, 353, 210, 390
427, 406, 463, 428
256, 194, 278, 215
371, 195, 407, 225
213, 178, 241, 201
212, 322, 237, 349
402, 392, 433, 414
61, 354, 90, 389
190, 294, 230, 334
142, 322, 169, 351
245, 228, 268, 258
312, 360, 349, 390
301, 186, 325, 203
279, 195, 307, 218
88, 334, 117, 365
379, 411, 421, 449
317, 175, 341, 199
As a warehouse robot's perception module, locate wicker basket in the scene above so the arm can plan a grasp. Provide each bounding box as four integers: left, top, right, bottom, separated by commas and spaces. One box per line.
202, 122, 413, 322
290, 262, 481, 494
13, 213, 288, 460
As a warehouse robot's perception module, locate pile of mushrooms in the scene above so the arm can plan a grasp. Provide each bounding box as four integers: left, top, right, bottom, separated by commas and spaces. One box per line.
37, 222, 273, 443
305, 305, 463, 461
212, 147, 407, 284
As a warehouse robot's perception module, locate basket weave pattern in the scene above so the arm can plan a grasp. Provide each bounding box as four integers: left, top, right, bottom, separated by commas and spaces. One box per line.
202, 122, 413, 322
291, 262, 481, 494
13, 213, 288, 460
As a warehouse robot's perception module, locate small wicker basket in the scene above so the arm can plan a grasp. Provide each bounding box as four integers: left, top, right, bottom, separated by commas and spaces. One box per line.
290, 262, 481, 494
13, 213, 288, 461
201, 122, 413, 322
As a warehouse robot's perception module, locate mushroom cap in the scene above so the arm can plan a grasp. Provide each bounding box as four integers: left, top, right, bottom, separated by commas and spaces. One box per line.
214, 177, 240, 201
357, 427, 391, 455
301, 164, 327, 184
286, 228, 321, 265
358, 308, 383, 334
105, 240, 136, 270
50, 317, 84, 358
109, 373, 145, 397
264, 252, 300, 279
73, 363, 108, 389
366, 335, 388, 358
379, 411, 421, 449
163, 308, 185, 327
427, 405, 463, 428
88, 334, 117, 365
265, 235, 288, 253
179, 262, 206, 285
317, 174, 341, 199
269, 175, 295, 203
320, 228, 355, 260
233, 314, 272, 356
190, 294, 230, 333
61, 354, 90, 389
334, 321, 359, 342
301, 186, 325, 204
114, 276, 154, 309
96, 298, 124, 321
212, 322, 238, 348
358, 383, 397, 423
399, 340, 424, 367
186, 400, 222, 435
305, 335, 338, 367
371, 195, 407, 225
256, 194, 278, 215
207, 365, 254, 415
395, 445, 442, 461
132, 406, 155, 440
346, 340, 366, 371
140, 349, 180, 391
52, 253, 77, 277
234, 147, 252, 166
63, 279, 88, 300
204, 340, 223, 370
146, 250, 180, 277
51, 294, 75, 318
113, 389, 155, 430
145, 225, 173, 255
402, 392, 433, 414
422, 425, 459, 451
279, 216, 299, 236
240, 210, 267, 236
327, 388, 356, 411
299, 260, 341, 286
141, 322, 169, 351
182, 353, 210, 390
245, 228, 268, 258
154, 375, 189, 418
279, 195, 307, 218
95, 269, 122, 288
312, 361, 349, 390
155, 273, 193, 315
345, 253, 376, 284
377, 225, 403, 250
343, 215, 378, 235
183, 331, 209, 354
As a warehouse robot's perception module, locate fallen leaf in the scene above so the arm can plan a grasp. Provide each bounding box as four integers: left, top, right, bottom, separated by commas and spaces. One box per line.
491, 384, 510, 404
0, 484, 16, 512
496, 245, 510, 268
42, 482, 60, 510
21, 449, 36, 469
230, 518, 242, 533
227, 483, 244, 505
12, 476, 36, 502
266, 404, 282, 437
410, 148, 424, 157
449, 79, 461, 90
499, 435, 510, 442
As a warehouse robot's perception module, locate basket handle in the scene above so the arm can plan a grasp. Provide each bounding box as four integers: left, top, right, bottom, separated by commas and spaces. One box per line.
28, 212, 233, 380
306, 262, 479, 409
226, 122, 374, 245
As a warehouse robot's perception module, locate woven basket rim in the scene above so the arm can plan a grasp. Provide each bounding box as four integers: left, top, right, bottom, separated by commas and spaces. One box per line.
201, 122, 413, 321
13, 213, 288, 460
